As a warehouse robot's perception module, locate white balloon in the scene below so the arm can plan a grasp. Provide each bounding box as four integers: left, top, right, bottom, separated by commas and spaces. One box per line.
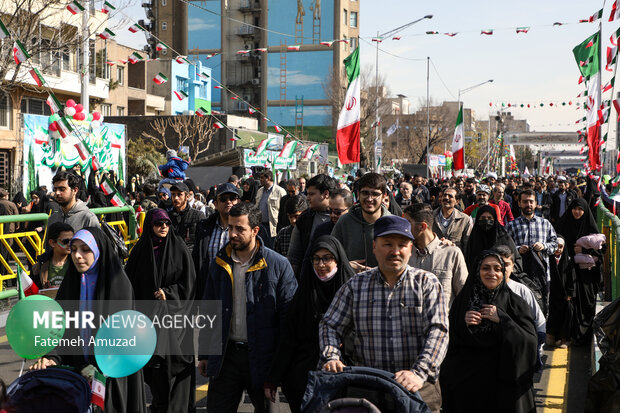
99, 115, 104, 124
64, 107, 76, 117
51, 131, 61, 139
91, 120, 101, 129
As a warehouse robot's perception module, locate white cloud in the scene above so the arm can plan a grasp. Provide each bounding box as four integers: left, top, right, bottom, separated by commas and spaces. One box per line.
188, 18, 215, 31
267, 67, 323, 87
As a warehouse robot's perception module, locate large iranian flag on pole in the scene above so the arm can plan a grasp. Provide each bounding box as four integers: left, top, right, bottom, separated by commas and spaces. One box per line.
573, 32, 602, 172
451, 104, 465, 170
336, 47, 360, 164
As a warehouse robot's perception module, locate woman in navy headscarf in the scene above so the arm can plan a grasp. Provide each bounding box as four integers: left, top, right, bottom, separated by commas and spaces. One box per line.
31, 226, 147, 413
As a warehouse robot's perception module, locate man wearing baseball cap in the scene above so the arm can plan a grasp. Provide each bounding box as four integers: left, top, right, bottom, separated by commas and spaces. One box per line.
463, 184, 504, 225
320, 215, 448, 412
168, 181, 206, 253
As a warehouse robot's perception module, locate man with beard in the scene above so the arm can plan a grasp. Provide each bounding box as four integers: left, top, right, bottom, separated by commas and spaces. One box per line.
506, 189, 558, 314
320, 215, 448, 412
198, 203, 297, 413
411, 175, 430, 204
431, 187, 472, 251
462, 178, 477, 208
47, 171, 99, 238
396, 181, 414, 208
168, 182, 206, 253
332, 173, 392, 272
550, 177, 576, 227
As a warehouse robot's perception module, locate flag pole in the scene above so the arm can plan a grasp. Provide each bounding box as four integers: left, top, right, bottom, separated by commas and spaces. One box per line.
426, 56, 430, 178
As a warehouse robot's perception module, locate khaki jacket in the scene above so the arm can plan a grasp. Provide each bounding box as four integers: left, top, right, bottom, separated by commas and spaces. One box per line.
255, 184, 287, 237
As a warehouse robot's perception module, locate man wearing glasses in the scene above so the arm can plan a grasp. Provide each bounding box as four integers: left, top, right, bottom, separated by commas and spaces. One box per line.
310, 188, 354, 242
332, 173, 392, 272
193, 183, 241, 297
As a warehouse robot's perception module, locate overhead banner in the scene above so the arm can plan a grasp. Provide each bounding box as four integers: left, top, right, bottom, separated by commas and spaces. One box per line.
243, 149, 296, 170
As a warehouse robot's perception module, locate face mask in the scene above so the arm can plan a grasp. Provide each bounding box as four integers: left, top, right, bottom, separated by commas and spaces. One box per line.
477, 219, 494, 231
314, 265, 338, 282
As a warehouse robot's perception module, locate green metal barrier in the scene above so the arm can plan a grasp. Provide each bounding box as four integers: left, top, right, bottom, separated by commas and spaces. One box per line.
0, 206, 142, 292
597, 203, 620, 300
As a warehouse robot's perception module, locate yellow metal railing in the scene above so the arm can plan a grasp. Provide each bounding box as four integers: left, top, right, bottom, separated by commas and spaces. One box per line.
0, 206, 145, 291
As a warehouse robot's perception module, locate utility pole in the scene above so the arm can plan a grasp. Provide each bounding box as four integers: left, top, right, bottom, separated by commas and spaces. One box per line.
81, 0, 90, 110
426, 56, 430, 178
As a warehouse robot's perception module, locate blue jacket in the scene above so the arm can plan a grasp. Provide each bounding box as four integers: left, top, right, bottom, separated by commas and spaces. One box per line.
158, 156, 189, 179
199, 237, 297, 387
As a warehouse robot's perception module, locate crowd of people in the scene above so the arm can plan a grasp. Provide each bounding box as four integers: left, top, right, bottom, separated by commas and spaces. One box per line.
0, 167, 607, 413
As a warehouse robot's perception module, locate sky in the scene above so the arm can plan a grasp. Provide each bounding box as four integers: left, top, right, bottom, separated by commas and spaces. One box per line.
113, 0, 617, 133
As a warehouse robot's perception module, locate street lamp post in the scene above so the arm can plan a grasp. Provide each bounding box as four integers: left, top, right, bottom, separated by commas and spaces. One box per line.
374, 15, 433, 172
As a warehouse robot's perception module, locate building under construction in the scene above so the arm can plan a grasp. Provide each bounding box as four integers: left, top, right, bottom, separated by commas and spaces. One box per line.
179, 0, 360, 135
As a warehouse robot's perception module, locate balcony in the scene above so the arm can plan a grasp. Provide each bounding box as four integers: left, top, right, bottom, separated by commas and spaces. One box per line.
239, 0, 261, 12
237, 24, 257, 38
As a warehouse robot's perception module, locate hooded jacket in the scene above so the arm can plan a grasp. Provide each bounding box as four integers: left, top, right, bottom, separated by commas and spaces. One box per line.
331, 203, 392, 269
47, 199, 99, 236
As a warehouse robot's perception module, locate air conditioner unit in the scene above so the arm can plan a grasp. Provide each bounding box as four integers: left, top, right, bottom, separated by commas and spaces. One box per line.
251, 78, 260, 85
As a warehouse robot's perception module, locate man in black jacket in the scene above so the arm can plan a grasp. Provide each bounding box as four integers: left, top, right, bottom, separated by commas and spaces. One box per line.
168, 182, 206, 253
286, 174, 336, 273
276, 179, 305, 232
550, 178, 576, 227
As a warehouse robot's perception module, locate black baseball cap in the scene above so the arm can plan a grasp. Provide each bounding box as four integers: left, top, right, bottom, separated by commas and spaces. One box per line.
216, 183, 241, 198
169, 182, 190, 193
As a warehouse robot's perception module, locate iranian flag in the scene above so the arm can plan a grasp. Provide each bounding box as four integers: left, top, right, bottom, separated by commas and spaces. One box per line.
29, 68, 45, 86
336, 47, 360, 164
66, 0, 85, 15
320, 40, 335, 46
278, 140, 297, 158
302, 143, 319, 160
573, 32, 602, 171
74, 141, 91, 161
98, 28, 115, 40
102, 1, 115, 13
100, 179, 116, 195
255, 137, 274, 157
46, 93, 62, 114
248, 108, 256, 114
57, 117, 73, 138
174, 90, 188, 100
196, 107, 208, 117
0, 18, 9, 40
213, 121, 224, 129
13, 40, 29, 64
110, 193, 125, 206
175, 56, 189, 64
153, 72, 168, 84
274, 125, 282, 133
516, 27, 530, 33
91, 371, 106, 410
214, 85, 223, 89
17, 267, 38, 297
91, 156, 101, 171
287, 45, 301, 51
128, 23, 145, 33
156, 42, 169, 51
481, 29, 493, 35
128, 52, 143, 64
451, 104, 465, 170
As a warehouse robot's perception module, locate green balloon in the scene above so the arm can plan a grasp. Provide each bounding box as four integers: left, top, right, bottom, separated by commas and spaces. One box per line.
6, 295, 65, 359
48, 114, 60, 124
87, 113, 93, 122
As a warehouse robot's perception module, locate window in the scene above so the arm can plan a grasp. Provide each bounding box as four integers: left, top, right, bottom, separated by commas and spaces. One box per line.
343, 9, 347, 24
162, 0, 166, 5
162, 22, 167, 31
0, 93, 10, 129
100, 104, 112, 117
349, 11, 358, 28
62, 48, 72, 72
117, 106, 125, 116
20, 98, 48, 116
117, 67, 124, 85
176, 77, 189, 94
350, 37, 357, 50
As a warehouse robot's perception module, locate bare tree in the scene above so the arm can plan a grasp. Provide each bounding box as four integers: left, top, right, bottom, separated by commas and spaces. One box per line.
324, 65, 392, 167
141, 116, 216, 161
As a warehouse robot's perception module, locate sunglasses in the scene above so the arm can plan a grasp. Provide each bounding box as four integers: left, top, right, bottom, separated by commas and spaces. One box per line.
153, 221, 170, 228
328, 208, 348, 216
218, 194, 239, 203
56, 238, 72, 247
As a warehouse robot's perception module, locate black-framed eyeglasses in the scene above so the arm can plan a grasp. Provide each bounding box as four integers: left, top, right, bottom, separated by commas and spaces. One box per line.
311, 255, 335, 265
360, 190, 383, 199
154, 221, 170, 228
328, 208, 349, 216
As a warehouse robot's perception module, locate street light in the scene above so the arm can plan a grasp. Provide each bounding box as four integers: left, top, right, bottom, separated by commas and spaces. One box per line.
374, 15, 433, 172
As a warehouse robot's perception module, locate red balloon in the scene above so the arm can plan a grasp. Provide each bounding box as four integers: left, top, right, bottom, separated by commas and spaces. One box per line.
568, 101, 572, 105
507, 103, 511, 107
65, 99, 76, 108
73, 112, 85, 121
489, 102, 492, 106
92, 111, 101, 121
549, 103, 554, 106
527, 104, 530, 108
74, 104, 84, 113
49, 122, 58, 132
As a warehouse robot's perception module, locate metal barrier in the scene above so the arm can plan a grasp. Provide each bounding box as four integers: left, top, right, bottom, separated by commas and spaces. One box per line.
597, 203, 620, 301
0, 206, 144, 291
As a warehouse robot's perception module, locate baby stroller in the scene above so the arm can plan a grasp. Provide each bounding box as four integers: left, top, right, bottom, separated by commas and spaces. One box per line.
301, 366, 431, 413
6, 367, 92, 413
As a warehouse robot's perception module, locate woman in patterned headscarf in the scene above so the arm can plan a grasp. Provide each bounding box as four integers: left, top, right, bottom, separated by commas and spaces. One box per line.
441, 250, 538, 413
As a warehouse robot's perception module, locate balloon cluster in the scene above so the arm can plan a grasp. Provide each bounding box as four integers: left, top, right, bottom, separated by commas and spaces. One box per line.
46, 99, 105, 138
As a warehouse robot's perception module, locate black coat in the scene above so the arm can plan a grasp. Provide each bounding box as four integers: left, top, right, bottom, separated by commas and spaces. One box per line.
550, 190, 577, 225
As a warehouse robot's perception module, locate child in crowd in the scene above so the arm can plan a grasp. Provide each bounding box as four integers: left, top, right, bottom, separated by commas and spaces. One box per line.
31, 222, 74, 288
